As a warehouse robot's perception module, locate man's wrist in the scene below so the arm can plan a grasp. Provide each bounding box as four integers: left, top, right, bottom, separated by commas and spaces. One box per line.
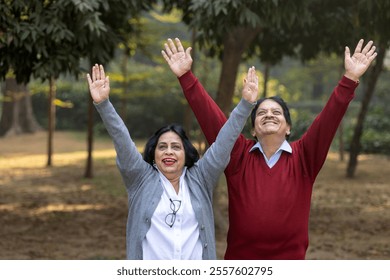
344, 72, 359, 82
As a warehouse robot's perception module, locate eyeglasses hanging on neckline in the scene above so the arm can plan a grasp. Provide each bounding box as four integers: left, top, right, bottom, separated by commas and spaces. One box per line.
165, 198, 181, 228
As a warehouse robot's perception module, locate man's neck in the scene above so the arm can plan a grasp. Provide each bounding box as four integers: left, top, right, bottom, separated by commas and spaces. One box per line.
258, 137, 285, 160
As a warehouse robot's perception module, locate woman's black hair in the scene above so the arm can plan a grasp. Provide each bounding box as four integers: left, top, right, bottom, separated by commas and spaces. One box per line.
143, 124, 199, 168
250, 96, 292, 140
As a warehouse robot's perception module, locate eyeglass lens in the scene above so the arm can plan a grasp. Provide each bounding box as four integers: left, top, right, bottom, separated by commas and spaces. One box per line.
165, 199, 181, 227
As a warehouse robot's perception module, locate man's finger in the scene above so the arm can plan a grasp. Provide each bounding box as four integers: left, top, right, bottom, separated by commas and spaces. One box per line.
368, 52, 378, 63
164, 42, 173, 57
185, 47, 192, 58
161, 50, 169, 61
366, 46, 376, 57
176, 38, 184, 52
354, 39, 364, 54
168, 38, 178, 53
361, 40, 374, 55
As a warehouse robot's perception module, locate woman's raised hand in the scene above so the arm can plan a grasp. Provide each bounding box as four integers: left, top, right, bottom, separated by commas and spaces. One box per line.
87, 64, 110, 103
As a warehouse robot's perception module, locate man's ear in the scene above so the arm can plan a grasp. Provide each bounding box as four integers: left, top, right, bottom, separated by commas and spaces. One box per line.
286, 125, 291, 136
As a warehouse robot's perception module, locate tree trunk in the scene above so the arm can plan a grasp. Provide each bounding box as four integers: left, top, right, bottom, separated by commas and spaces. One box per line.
183, 30, 197, 134
216, 26, 262, 116
85, 59, 96, 179
0, 77, 41, 137
338, 120, 345, 162
311, 72, 324, 100
337, 64, 344, 161
262, 62, 270, 98
211, 27, 261, 234
120, 50, 129, 121
85, 93, 94, 178
47, 77, 56, 167
346, 42, 385, 178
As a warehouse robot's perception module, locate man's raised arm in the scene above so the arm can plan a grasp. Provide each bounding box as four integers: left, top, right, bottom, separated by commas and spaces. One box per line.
162, 38, 227, 144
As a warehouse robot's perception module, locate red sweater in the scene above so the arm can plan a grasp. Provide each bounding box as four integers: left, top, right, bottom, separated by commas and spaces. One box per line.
179, 71, 358, 259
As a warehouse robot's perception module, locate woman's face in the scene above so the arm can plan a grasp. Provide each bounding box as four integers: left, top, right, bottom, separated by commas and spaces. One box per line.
154, 131, 185, 180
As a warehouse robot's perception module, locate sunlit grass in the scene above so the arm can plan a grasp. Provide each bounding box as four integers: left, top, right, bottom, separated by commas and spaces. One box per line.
0, 150, 117, 169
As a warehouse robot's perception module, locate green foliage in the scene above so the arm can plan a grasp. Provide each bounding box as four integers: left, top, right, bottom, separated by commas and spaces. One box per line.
361, 123, 390, 155
289, 110, 313, 142
30, 56, 186, 138
0, 0, 156, 84
359, 75, 390, 155
30, 77, 91, 130
178, 0, 311, 59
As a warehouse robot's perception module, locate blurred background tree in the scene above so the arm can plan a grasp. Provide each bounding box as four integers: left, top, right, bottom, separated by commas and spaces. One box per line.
0, 0, 155, 168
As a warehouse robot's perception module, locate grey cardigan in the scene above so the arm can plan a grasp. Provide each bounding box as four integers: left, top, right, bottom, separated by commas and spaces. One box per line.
95, 98, 254, 259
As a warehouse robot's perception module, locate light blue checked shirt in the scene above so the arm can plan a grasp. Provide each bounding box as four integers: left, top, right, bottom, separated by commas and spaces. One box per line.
249, 140, 292, 168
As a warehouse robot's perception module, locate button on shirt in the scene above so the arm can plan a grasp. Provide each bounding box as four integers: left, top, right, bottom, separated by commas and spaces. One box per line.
249, 140, 292, 167
142, 168, 202, 260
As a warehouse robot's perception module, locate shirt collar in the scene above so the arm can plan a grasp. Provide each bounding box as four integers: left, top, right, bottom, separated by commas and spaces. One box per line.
249, 139, 292, 154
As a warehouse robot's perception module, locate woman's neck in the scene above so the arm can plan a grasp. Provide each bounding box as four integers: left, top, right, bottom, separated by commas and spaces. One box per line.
168, 176, 180, 194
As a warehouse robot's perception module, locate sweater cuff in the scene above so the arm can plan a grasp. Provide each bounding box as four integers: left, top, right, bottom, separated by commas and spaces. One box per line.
237, 98, 256, 115
178, 71, 197, 90
94, 98, 111, 114
341, 75, 360, 90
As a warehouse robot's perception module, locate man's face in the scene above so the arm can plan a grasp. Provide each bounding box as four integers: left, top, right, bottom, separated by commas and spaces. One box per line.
252, 99, 291, 140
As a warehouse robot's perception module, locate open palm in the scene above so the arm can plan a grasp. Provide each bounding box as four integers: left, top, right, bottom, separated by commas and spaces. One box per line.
242, 66, 259, 103
162, 38, 193, 77
344, 39, 377, 81
87, 64, 110, 103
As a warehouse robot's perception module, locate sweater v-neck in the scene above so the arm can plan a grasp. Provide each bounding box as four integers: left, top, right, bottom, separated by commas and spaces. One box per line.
257, 150, 287, 176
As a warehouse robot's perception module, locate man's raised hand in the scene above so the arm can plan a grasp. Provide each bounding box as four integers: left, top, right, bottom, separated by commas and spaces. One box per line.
162, 38, 193, 77
344, 39, 377, 82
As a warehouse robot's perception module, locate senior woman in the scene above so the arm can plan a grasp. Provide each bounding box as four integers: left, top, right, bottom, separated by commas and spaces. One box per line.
86, 64, 258, 259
